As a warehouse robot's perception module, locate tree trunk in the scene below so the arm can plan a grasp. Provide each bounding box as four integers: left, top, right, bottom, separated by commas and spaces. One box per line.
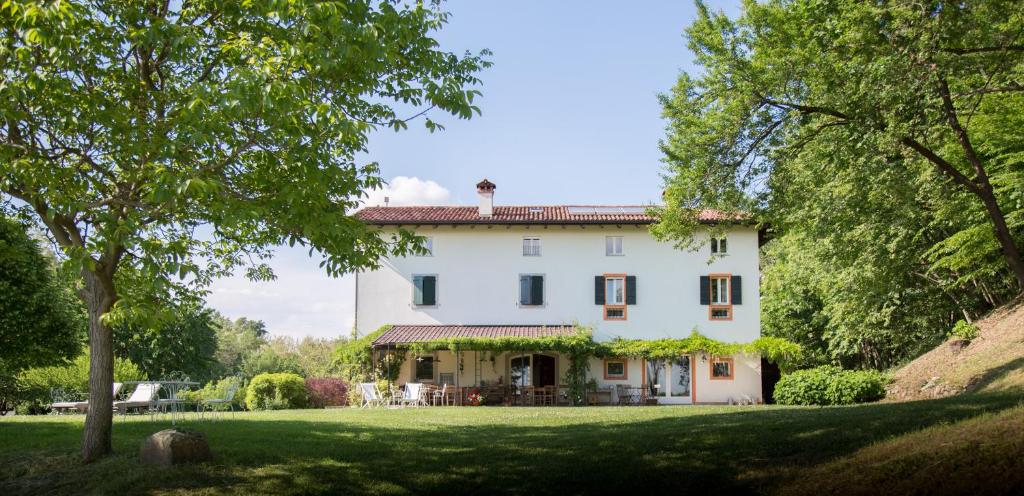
80, 269, 117, 463
976, 183, 1024, 293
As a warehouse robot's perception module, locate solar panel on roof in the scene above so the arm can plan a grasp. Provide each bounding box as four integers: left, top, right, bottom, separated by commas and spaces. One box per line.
619, 207, 647, 214
566, 206, 596, 214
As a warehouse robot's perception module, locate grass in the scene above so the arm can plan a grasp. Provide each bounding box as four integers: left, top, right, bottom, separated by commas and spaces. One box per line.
2, 392, 1023, 495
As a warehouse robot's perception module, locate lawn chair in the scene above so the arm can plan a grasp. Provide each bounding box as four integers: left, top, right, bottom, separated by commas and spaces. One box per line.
359, 383, 386, 408
114, 383, 161, 418
397, 383, 425, 408
50, 383, 123, 414
200, 378, 241, 421
431, 383, 448, 406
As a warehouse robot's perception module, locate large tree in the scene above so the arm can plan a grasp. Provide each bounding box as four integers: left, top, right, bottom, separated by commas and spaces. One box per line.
655, 0, 1024, 291
0, 0, 488, 461
113, 307, 219, 384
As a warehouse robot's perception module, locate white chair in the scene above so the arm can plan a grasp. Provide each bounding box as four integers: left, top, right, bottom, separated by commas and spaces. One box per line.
432, 383, 448, 406
200, 379, 241, 421
114, 383, 161, 417
398, 383, 425, 408
359, 383, 386, 408
51, 383, 122, 414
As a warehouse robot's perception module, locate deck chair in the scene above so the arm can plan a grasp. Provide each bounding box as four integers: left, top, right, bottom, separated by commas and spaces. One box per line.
359, 383, 386, 408
397, 383, 425, 408
51, 383, 123, 414
114, 383, 161, 416
431, 383, 448, 406
201, 378, 241, 421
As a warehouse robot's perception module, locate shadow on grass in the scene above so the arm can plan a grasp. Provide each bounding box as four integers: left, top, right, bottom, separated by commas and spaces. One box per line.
1, 392, 1021, 495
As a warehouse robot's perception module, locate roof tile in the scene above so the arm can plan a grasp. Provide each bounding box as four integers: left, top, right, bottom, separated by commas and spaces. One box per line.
356, 206, 738, 225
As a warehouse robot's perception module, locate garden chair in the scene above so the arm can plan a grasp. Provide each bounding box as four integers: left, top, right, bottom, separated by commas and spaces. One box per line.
156, 372, 192, 416
397, 383, 425, 408
114, 383, 161, 418
51, 383, 122, 414
431, 383, 448, 406
200, 378, 241, 421
359, 383, 386, 408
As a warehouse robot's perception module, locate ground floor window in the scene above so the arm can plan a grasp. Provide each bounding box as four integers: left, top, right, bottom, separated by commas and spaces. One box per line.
646, 359, 665, 397
604, 358, 628, 380
415, 356, 435, 381
710, 357, 734, 380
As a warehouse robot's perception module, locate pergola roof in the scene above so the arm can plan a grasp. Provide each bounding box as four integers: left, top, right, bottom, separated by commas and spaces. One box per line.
371, 325, 577, 347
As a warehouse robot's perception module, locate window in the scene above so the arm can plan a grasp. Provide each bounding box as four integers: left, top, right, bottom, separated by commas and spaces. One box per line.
604, 275, 626, 320
415, 237, 433, 256
711, 236, 727, 254
709, 274, 731, 320
606, 236, 623, 256
519, 274, 544, 306
710, 357, 734, 380
604, 359, 628, 380
412, 275, 437, 306
522, 237, 541, 256
415, 356, 435, 381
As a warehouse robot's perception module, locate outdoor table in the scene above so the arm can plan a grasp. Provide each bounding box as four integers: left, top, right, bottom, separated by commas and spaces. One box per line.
125, 380, 198, 425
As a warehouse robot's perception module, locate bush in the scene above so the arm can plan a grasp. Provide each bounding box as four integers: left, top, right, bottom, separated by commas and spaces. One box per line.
245, 372, 307, 410
949, 320, 980, 341
774, 366, 887, 406
305, 378, 348, 408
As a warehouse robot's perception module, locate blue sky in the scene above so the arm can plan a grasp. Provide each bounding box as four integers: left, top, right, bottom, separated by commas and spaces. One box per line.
206, 1, 742, 339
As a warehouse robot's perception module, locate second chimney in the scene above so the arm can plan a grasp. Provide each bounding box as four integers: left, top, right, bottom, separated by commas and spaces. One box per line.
476, 179, 496, 217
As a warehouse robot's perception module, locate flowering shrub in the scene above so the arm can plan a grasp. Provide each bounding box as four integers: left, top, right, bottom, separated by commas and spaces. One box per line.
466, 389, 484, 406
306, 378, 348, 408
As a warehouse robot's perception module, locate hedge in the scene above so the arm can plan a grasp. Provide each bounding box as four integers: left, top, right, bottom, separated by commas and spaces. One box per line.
245, 372, 307, 410
774, 366, 887, 406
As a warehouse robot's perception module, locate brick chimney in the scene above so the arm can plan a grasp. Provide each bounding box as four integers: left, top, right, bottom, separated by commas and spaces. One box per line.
476, 179, 496, 217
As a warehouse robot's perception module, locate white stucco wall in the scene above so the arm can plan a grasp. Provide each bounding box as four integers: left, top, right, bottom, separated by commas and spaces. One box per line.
356, 225, 761, 343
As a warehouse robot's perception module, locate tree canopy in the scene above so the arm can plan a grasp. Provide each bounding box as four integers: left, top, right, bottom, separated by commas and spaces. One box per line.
655, 0, 1024, 290
112, 307, 219, 384
0, 0, 489, 461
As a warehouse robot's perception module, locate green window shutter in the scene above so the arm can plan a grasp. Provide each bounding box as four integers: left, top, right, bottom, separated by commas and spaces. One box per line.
531, 275, 544, 305
699, 276, 710, 305
626, 276, 636, 305
730, 275, 742, 305
422, 275, 436, 306
595, 276, 605, 305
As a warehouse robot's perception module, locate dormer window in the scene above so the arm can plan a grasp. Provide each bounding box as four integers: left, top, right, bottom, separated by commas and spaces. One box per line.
711, 236, 727, 254
523, 237, 541, 256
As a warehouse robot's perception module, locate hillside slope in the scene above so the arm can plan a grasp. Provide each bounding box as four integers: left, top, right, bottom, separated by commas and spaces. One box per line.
886, 298, 1024, 401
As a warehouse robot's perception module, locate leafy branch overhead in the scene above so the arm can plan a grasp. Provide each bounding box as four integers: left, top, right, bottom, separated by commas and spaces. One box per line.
655, 0, 1024, 291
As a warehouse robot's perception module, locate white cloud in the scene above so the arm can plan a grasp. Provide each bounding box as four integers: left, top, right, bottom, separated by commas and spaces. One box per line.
363, 176, 453, 207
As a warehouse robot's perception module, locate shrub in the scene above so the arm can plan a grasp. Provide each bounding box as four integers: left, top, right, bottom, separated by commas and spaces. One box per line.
948, 320, 980, 341
774, 366, 887, 406
245, 372, 307, 410
305, 378, 348, 408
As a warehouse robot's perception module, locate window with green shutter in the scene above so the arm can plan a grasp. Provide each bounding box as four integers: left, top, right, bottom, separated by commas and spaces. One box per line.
519, 274, 544, 306
413, 275, 437, 306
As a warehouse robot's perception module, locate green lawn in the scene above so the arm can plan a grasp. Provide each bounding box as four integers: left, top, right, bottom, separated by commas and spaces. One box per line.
1, 393, 1022, 495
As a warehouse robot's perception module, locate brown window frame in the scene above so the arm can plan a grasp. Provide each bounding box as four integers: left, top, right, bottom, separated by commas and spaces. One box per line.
708, 273, 733, 321
603, 273, 628, 321
709, 357, 734, 381
603, 358, 628, 380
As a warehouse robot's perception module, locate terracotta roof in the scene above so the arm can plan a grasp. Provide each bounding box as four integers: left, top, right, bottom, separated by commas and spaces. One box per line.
356, 206, 739, 225
372, 325, 577, 347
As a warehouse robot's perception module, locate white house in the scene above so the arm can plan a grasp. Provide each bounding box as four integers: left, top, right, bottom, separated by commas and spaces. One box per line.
354, 179, 763, 405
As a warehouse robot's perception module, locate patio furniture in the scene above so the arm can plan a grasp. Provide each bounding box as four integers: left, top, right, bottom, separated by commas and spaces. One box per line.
200, 378, 241, 421
587, 387, 612, 405
537, 385, 556, 406
431, 383, 448, 406
114, 382, 161, 418
359, 383, 386, 408
397, 383, 425, 407
157, 373, 196, 419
